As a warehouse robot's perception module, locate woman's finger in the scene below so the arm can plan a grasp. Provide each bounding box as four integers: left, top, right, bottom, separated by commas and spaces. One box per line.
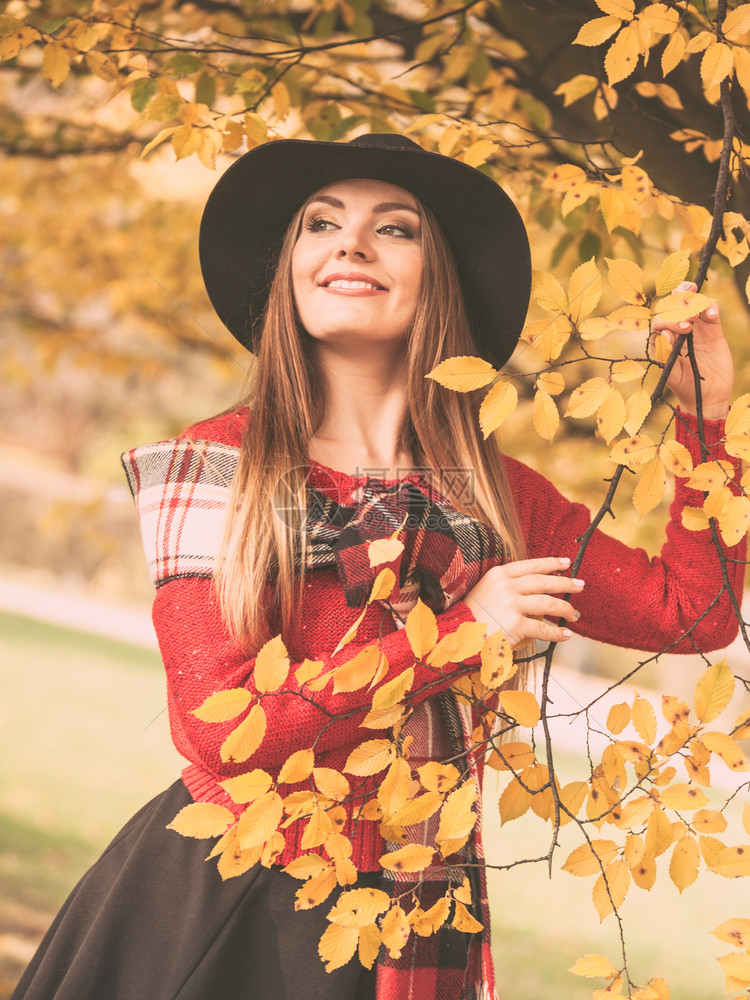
500, 556, 573, 578
513, 573, 585, 596
518, 593, 580, 622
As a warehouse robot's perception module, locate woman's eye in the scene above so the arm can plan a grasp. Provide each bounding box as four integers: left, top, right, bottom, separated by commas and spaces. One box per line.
378, 223, 413, 238
304, 217, 337, 233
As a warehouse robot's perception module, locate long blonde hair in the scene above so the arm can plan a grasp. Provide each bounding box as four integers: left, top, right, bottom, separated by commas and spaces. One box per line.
215, 192, 527, 658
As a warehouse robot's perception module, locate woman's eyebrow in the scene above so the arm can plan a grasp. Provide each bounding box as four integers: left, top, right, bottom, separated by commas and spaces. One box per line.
306, 195, 419, 215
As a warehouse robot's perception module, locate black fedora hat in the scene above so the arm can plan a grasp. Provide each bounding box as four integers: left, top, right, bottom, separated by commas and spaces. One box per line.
199, 133, 531, 370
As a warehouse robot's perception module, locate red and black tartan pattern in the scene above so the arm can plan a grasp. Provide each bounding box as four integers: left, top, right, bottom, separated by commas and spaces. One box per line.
304, 478, 506, 612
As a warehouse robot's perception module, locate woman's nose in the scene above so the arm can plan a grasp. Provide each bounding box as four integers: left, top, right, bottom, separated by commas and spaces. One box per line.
335, 228, 373, 261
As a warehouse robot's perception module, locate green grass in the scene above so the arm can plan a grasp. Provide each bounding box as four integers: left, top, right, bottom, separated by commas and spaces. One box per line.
2, 609, 749, 998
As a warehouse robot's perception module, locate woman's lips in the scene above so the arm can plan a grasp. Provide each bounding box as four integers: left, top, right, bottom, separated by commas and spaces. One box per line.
319, 271, 387, 294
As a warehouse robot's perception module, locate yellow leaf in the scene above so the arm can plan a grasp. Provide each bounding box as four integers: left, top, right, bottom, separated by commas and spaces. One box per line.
532, 270, 568, 312
220, 703, 267, 764
661, 30, 685, 75
610, 433, 657, 468
659, 440, 693, 478
278, 748, 315, 785
85, 49, 119, 81
167, 802, 234, 839
632, 695, 657, 744
565, 376, 611, 419
710, 846, 750, 878
654, 251, 690, 297
712, 917, 750, 948
725, 437, 750, 462
236, 791, 283, 849
554, 74, 599, 106
597, 0, 634, 16
605, 22, 640, 85
360, 704, 406, 730
367, 568, 396, 605
686, 30, 713, 54
606, 257, 645, 304
701, 42, 734, 91
537, 371, 565, 395
724, 6, 750, 42
328, 886, 391, 928
486, 741, 536, 772
171, 123, 202, 161
282, 853, 330, 880
658, 783, 709, 810
599, 186, 626, 232
646, 807, 673, 857
436, 780, 479, 852
701, 731, 750, 772
607, 702, 631, 734
379, 843, 434, 873
498, 773, 533, 824
637, 3, 679, 35
652, 331, 673, 364
192, 687, 253, 722
368, 535, 404, 568
694, 659, 734, 724
405, 599, 438, 659
313, 767, 351, 801
734, 45, 750, 91
726, 392, 750, 436
463, 138, 496, 168
345, 740, 394, 776
693, 809, 728, 834
624, 833, 645, 869
331, 606, 368, 656
42, 42, 71, 88
652, 290, 714, 322
296, 866, 337, 910
593, 859, 630, 920
219, 769, 273, 804
452, 900, 484, 933
254, 634, 290, 693
410, 896, 451, 935
333, 645, 384, 694
358, 924, 381, 969
687, 459, 734, 491
479, 380, 518, 438
371, 667, 414, 711
417, 761, 460, 794
669, 835, 700, 892
595, 388, 625, 445
533, 389, 560, 441
575, 15, 622, 46
611, 359, 646, 383
390, 791, 443, 828
479, 629, 516, 689
426, 355, 497, 391
563, 839, 619, 877
295, 659, 324, 685
633, 458, 666, 516
271, 80, 290, 117
317, 922, 358, 973
378, 757, 411, 816
631, 851, 656, 889
718, 952, 750, 985
380, 905, 410, 959
498, 690, 541, 727
569, 953, 619, 977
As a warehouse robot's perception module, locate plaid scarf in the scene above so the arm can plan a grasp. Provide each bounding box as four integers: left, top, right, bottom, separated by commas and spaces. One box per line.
301, 477, 503, 1000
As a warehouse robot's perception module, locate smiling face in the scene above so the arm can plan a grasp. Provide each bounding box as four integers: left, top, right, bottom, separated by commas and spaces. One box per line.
291, 177, 423, 353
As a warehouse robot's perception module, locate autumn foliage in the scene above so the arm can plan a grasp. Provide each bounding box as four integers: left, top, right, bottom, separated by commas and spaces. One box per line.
4, 0, 750, 995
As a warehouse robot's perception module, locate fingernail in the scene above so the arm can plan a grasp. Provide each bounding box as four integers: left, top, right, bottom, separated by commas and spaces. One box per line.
679, 321, 691, 330
561, 629, 572, 638
706, 305, 718, 318
573, 610, 581, 620
573, 579, 585, 588
558, 557, 571, 566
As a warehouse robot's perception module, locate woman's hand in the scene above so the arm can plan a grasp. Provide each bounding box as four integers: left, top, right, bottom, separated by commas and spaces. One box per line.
461, 556, 584, 646
652, 281, 734, 421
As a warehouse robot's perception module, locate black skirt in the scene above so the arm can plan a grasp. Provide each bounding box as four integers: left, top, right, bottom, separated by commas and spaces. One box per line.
11, 780, 379, 1000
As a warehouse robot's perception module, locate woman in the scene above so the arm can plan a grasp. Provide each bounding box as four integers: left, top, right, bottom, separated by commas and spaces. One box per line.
12, 134, 743, 1000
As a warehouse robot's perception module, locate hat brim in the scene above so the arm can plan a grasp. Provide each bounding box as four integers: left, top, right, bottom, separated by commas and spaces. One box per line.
199, 137, 531, 370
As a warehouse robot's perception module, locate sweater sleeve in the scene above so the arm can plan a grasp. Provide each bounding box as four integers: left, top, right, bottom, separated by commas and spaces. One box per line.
153, 575, 480, 781
504, 410, 746, 653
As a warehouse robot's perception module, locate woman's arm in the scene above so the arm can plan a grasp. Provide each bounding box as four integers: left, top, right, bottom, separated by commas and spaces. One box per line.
153, 574, 481, 782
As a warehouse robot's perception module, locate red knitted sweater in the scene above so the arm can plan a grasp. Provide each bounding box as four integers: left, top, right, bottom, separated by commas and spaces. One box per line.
122, 408, 744, 870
